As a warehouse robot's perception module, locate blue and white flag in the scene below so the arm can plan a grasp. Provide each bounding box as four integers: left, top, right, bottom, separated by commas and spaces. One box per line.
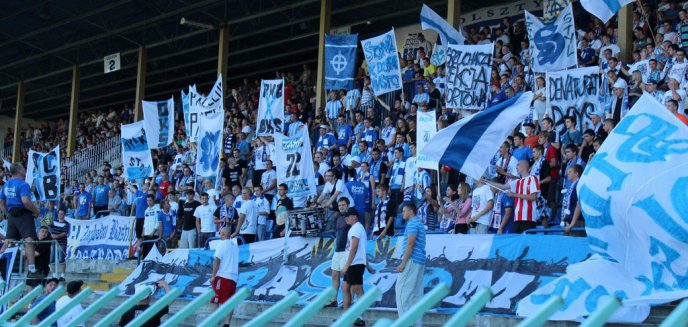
274, 133, 317, 197
325, 34, 358, 90
420, 4, 465, 47
420, 92, 533, 179
142, 96, 174, 149
416, 110, 438, 170
26, 145, 60, 201
256, 79, 285, 137
182, 88, 191, 139
580, 0, 634, 23
121, 121, 154, 181
195, 111, 223, 178
525, 4, 577, 73
189, 75, 223, 142
518, 93, 688, 322
361, 29, 402, 96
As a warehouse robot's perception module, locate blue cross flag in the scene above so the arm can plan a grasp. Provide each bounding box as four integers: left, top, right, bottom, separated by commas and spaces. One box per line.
325, 34, 358, 91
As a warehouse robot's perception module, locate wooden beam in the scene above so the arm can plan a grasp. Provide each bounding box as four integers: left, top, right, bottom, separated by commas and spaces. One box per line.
11, 81, 24, 164
67, 65, 80, 157
134, 46, 147, 122
217, 24, 229, 93
617, 5, 633, 62
315, 0, 331, 111
447, 0, 461, 28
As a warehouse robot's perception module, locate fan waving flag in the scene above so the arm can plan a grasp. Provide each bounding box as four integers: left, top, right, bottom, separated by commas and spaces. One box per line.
420, 4, 465, 46
420, 92, 533, 179
580, 0, 634, 23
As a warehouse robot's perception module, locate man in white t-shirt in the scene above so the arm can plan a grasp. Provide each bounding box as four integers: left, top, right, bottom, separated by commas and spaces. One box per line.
56, 280, 85, 327
209, 227, 239, 327
341, 209, 374, 327
143, 195, 161, 238
253, 186, 270, 242
260, 160, 277, 203
235, 188, 258, 243
194, 193, 218, 248
468, 178, 494, 234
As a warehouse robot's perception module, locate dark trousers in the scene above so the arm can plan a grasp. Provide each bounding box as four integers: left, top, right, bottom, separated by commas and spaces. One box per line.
513, 221, 537, 234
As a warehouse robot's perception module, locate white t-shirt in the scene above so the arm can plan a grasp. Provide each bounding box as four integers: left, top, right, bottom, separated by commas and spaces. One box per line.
471, 184, 494, 226
254, 196, 270, 225
206, 188, 220, 206
214, 238, 239, 281
253, 144, 274, 171
345, 222, 367, 265
260, 169, 277, 195
169, 201, 179, 218
143, 204, 161, 236
322, 179, 354, 205
403, 157, 417, 189
56, 295, 84, 327
664, 89, 687, 112
194, 204, 218, 233
238, 199, 258, 235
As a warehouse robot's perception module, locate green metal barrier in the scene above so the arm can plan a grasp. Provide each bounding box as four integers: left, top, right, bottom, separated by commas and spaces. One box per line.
660, 299, 688, 327
331, 287, 382, 327
515, 295, 564, 327
388, 283, 450, 327
93, 287, 151, 327
0, 283, 25, 309
125, 287, 181, 327
244, 292, 300, 327
64, 287, 119, 327
0, 285, 43, 323
14, 285, 65, 326
198, 287, 250, 327
580, 296, 621, 327
443, 287, 492, 327
158, 290, 214, 327
283, 287, 335, 327
38, 287, 93, 327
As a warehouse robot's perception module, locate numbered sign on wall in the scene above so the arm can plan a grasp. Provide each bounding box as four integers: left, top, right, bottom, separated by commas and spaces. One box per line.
104, 53, 121, 73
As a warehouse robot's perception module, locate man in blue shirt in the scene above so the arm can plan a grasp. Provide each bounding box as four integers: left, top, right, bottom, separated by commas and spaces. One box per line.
158, 199, 176, 245
315, 125, 336, 152
512, 133, 533, 162
0, 163, 41, 275
93, 176, 110, 218
345, 171, 370, 229
129, 184, 149, 243
74, 183, 93, 220
336, 115, 354, 148
396, 203, 426, 327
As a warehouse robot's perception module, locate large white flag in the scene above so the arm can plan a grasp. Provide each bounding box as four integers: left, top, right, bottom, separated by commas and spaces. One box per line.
26, 145, 60, 201
274, 133, 317, 197
580, 0, 634, 23
195, 111, 223, 178
361, 29, 402, 96
256, 79, 285, 137
121, 121, 154, 181
142, 97, 174, 149
416, 110, 438, 170
525, 4, 577, 73
518, 94, 688, 322
188, 75, 223, 142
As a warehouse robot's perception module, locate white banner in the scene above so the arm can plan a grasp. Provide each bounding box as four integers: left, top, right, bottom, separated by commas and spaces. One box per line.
195, 111, 224, 178
142, 97, 175, 149
66, 215, 136, 261
445, 43, 493, 110
121, 121, 154, 181
256, 79, 285, 137
518, 94, 688, 322
188, 75, 223, 142
416, 111, 438, 170
274, 133, 317, 197
459, 1, 542, 30
525, 4, 577, 73
546, 66, 602, 131
362, 29, 403, 96
26, 145, 60, 201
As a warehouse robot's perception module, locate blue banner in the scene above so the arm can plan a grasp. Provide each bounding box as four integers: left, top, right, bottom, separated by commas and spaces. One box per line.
361, 29, 402, 96
325, 34, 357, 90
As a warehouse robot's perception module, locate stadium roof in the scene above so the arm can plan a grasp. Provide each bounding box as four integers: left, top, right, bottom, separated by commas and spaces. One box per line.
0, 0, 503, 119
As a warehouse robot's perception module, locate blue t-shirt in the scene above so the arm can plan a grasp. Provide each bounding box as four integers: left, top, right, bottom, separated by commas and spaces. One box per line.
403, 216, 426, 265
315, 134, 336, 150
93, 184, 110, 206
512, 146, 533, 162
134, 191, 148, 218
346, 180, 369, 211
76, 192, 93, 217
337, 125, 354, 147
0, 178, 31, 210
158, 211, 176, 238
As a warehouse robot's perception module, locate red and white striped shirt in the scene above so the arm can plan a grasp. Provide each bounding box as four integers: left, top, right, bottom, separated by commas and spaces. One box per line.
509, 175, 540, 222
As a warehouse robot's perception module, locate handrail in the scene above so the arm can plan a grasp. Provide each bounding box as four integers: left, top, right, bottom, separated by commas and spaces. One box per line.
0, 285, 43, 323
158, 290, 215, 327
389, 283, 450, 327
331, 287, 382, 327
659, 298, 688, 327
515, 295, 564, 327
64, 287, 120, 327
0, 282, 23, 308
39, 287, 94, 327
93, 287, 152, 327
443, 287, 492, 327
580, 296, 621, 327
15, 285, 65, 326
198, 287, 250, 326
125, 287, 181, 327
244, 292, 300, 327
283, 287, 335, 327
524, 227, 586, 234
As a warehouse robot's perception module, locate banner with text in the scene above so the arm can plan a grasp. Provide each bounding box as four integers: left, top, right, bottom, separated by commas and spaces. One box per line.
546, 66, 602, 132
26, 145, 60, 201
275, 133, 317, 197
445, 43, 493, 110
142, 97, 175, 149
121, 121, 154, 181
416, 110, 438, 170
325, 34, 358, 91
189, 76, 223, 142
362, 29, 402, 96
256, 79, 285, 137
526, 4, 577, 73
460, 1, 542, 31
66, 215, 136, 261
196, 111, 224, 178
182, 89, 191, 138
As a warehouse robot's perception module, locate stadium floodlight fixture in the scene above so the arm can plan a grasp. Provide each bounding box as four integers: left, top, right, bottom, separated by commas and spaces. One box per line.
179, 17, 215, 30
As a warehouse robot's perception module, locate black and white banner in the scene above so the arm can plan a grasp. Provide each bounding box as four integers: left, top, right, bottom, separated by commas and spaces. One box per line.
525, 4, 577, 73
546, 66, 602, 131
445, 43, 493, 110
274, 133, 317, 197
256, 79, 285, 137
188, 75, 223, 143
66, 215, 136, 261
142, 97, 175, 149
121, 121, 154, 181
26, 145, 60, 201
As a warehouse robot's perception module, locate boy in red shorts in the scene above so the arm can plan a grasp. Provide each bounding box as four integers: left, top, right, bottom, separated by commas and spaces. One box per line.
210, 226, 239, 327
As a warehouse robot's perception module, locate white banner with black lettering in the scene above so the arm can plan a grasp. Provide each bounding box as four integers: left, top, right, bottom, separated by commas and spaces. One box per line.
546, 66, 602, 131
188, 75, 223, 142
195, 111, 223, 178
26, 145, 60, 201
66, 215, 136, 261
525, 4, 577, 73
416, 110, 438, 170
121, 121, 154, 181
274, 133, 317, 197
362, 29, 402, 96
445, 43, 493, 110
256, 79, 285, 137
142, 97, 174, 149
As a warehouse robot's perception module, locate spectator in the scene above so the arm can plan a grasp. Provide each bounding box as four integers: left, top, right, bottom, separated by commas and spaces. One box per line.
180, 190, 201, 249
118, 281, 172, 327
209, 227, 239, 327
107, 189, 123, 216
195, 192, 218, 247
56, 280, 84, 327
93, 176, 110, 217
341, 209, 374, 327
235, 187, 258, 243
325, 197, 351, 308
74, 183, 92, 220
468, 178, 493, 234
395, 203, 426, 327
563, 164, 585, 237
49, 209, 69, 278
29, 278, 60, 325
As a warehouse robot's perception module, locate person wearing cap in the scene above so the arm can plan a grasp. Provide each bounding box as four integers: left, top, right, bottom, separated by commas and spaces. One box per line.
315, 125, 336, 152
607, 78, 629, 125
209, 226, 239, 327
29, 278, 60, 324
341, 209, 375, 327
118, 280, 172, 327
55, 280, 84, 327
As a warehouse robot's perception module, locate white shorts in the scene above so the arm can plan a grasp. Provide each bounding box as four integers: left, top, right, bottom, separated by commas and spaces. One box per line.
331, 251, 347, 272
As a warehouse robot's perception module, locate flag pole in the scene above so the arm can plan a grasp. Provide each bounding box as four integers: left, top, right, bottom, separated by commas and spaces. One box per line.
481, 179, 509, 194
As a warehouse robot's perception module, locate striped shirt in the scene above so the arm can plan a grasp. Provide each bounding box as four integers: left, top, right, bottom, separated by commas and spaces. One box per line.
326, 99, 343, 119
372, 196, 390, 233
361, 87, 374, 109
509, 175, 540, 222
412, 92, 429, 105
414, 170, 430, 201
288, 121, 305, 138
345, 89, 361, 112
403, 216, 426, 265
679, 21, 688, 48
389, 160, 406, 189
